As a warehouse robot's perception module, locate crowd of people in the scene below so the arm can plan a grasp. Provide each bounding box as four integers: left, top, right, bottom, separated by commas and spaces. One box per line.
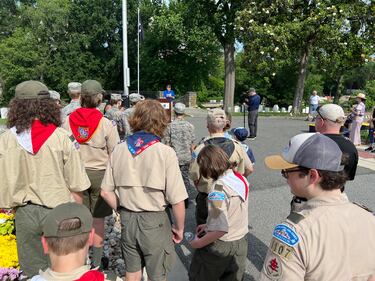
0, 80, 374, 281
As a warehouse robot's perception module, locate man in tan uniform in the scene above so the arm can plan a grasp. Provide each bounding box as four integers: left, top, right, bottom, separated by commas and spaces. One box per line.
190, 108, 253, 224
101, 99, 187, 281
63, 80, 120, 268
262, 133, 375, 280
0, 80, 90, 277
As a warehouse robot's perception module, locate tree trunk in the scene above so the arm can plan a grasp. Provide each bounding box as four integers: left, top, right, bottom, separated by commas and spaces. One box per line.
224, 42, 235, 112
293, 43, 311, 114
333, 74, 343, 104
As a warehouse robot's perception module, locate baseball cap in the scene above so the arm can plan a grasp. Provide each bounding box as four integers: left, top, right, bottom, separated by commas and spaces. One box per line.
265, 133, 343, 172
15, 80, 49, 100
49, 90, 60, 101
111, 93, 123, 101
81, 80, 104, 96
43, 202, 93, 238
68, 82, 82, 94
174, 103, 186, 114
317, 104, 345, 123
232, 127, 248, 141
207, 108, 226, 129
129, 93, 145, 103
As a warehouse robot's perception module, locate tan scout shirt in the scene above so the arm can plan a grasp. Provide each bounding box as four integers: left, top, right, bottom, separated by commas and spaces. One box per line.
206, 170, 249, 242
0, 129, 90, 209
190, 136, 252, 193
260, 194, 375, 281
63, 117, 120, 170
101, 141, 188, 211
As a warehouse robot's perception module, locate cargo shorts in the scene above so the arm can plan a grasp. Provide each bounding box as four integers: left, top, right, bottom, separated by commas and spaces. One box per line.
119, 208, 176, 281
84, 169, 113, 218
189, 236, 248, 281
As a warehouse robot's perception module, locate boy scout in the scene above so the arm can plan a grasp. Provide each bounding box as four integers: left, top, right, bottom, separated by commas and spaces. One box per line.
189, 145, 249, 281
163, 102, 196, 207
31, 202, 121, 281
63, 80, 120, 268
101, 99, 187, 281
262, 133, 375, 280
0, 80, 90, 277
118, 93, 145, 138
190, 108, 253, 224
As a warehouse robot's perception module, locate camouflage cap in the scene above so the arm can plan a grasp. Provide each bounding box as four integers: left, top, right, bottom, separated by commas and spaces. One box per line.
111, 93, 123, 101
68, 82, 82, 94
81, 80, 104, 96
207, 108, 227, 129
129, 93, 145, 103
174, 102, 186, 114
15, 80, 49, 100
43, 202, 93, 238
49, 90, 60, 101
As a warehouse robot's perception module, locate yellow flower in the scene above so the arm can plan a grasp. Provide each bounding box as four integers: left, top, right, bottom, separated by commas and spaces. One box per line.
0, 235, 19, 268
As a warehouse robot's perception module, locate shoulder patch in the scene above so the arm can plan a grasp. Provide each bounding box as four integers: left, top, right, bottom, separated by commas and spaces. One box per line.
208, 190, 226, 208
263, 254, 283, 279
287, 212, 305, 224
272, 224, 299, 247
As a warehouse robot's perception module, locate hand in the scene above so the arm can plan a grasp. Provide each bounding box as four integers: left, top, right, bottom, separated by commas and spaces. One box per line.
171, 225, 183, 244
196, 224, 206, 236
189, 237, 202, 249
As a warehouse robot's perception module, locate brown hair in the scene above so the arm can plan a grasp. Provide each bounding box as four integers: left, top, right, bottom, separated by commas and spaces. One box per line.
80, 93, 102, 108
45, 218, 90, 256
317, 170, 348, 191
128, 99, 168, 138
7, 98, 61, 133
69, 92, 80, 99
197, 145, 232, 180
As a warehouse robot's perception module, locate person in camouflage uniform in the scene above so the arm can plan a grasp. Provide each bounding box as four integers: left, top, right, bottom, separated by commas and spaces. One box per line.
61, 82, 81, 122
105, 94, 124, 138
163, 103, 196, 207
119, 93, 145, 139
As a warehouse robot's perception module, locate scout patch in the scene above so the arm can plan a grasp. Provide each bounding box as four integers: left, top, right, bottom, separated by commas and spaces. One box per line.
208, 183, 225, 208
270, 238, 293, 260
263, 254, 282, 279
272, 224, 299, 247
78, 127, 89, 140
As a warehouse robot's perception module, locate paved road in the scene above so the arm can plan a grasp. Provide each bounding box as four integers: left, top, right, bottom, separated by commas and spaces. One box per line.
168, 114, 375, 281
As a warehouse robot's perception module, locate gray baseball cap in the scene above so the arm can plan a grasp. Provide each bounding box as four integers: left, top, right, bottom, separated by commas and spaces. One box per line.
265, 133, 344, 172
174, 103, 186, 114
68, 82, 81, 94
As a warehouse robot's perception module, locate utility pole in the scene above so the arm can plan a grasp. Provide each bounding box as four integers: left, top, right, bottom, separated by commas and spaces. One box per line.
122, 0, 130, 97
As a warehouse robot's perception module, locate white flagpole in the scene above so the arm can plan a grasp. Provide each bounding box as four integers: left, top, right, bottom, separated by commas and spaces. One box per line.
137, 6, 140, 95
122, 0, 129, 97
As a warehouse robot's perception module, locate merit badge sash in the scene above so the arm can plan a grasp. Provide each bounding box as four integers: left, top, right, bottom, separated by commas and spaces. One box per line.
127, 131, 160, 155
69, 108, 103, 143
11, 119, 57, 155
220, 170, 249, 201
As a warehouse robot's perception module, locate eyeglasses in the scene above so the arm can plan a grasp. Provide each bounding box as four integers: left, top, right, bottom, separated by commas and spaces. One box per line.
281, 167, 306, 179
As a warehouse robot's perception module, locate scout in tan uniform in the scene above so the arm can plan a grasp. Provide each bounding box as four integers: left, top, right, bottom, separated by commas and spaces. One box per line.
63, 80, 120, 268
261, 133, 375, 280
101, 99, 188, 281
189, 145, 249, 281
31, 202, 121, 281
0, 81, 90, 277
190, 108, 253, 225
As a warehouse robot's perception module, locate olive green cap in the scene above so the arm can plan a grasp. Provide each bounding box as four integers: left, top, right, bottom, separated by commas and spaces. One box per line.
81, 80, 104, 96
43, 202, 93, 238
15, 80, 49, 100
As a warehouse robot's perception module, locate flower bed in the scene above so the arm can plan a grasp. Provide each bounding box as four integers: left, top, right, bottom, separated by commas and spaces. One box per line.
0, 209, 24, 280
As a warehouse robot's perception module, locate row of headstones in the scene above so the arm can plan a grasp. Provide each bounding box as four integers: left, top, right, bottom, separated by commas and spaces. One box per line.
235, 105, 311, 113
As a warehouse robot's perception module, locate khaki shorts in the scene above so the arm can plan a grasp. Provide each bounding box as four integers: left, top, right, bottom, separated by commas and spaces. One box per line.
84, 169, 112, 218
189, 236, 248, 281
119, 208, 176, 281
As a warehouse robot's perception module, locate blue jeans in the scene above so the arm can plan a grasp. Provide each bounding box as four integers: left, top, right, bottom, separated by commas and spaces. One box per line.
369, 127, 374, 145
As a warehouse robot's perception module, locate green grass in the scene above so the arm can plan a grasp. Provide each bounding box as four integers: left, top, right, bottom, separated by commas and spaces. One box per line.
0, 119, 6, 125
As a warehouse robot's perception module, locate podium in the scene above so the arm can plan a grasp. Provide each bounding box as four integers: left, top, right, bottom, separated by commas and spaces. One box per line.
158, 98, 173, 122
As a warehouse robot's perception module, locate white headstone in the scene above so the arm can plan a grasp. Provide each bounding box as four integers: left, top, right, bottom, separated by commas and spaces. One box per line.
281, 107, 286, 112
272, 104, 279, 112
288, 105, 292, 112
0, 107, 8, 119
234, 106, 240, 113
265, 107, 270, 112
258, 105, 263, 112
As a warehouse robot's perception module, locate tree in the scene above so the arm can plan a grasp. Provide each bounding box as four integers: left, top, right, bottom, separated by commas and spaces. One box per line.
238, 0, 373, 113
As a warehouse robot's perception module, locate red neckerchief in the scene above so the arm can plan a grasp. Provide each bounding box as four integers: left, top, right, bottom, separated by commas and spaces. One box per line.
233, 171, 249, 201
69, 108, 103, 143
31, 119, 57, 154
74, 270, 105, 281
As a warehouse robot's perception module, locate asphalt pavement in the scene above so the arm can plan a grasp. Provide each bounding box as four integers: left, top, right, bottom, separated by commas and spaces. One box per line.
168, 112, 375, 281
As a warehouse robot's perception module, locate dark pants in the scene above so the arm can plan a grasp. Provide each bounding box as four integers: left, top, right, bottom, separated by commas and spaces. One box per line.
369, 128, 374, 144
248, 110, 258, 137
195, 192, 208, 225
15, 204, 51, 278
189, 237, 248, 281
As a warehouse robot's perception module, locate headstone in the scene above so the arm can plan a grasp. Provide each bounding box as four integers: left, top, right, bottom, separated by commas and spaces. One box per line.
258, 105, 264, 112
305, 107, 309, 113
234, 106, 240, 112
265, 107, 270, 112
288, 105, 292, 112
0, 107, 8, 119
272, 104, 279, 112
281, 107, 286, 112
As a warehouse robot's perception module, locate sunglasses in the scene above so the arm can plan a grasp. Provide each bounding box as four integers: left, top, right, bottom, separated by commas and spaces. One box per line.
281, 167, 306, 179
